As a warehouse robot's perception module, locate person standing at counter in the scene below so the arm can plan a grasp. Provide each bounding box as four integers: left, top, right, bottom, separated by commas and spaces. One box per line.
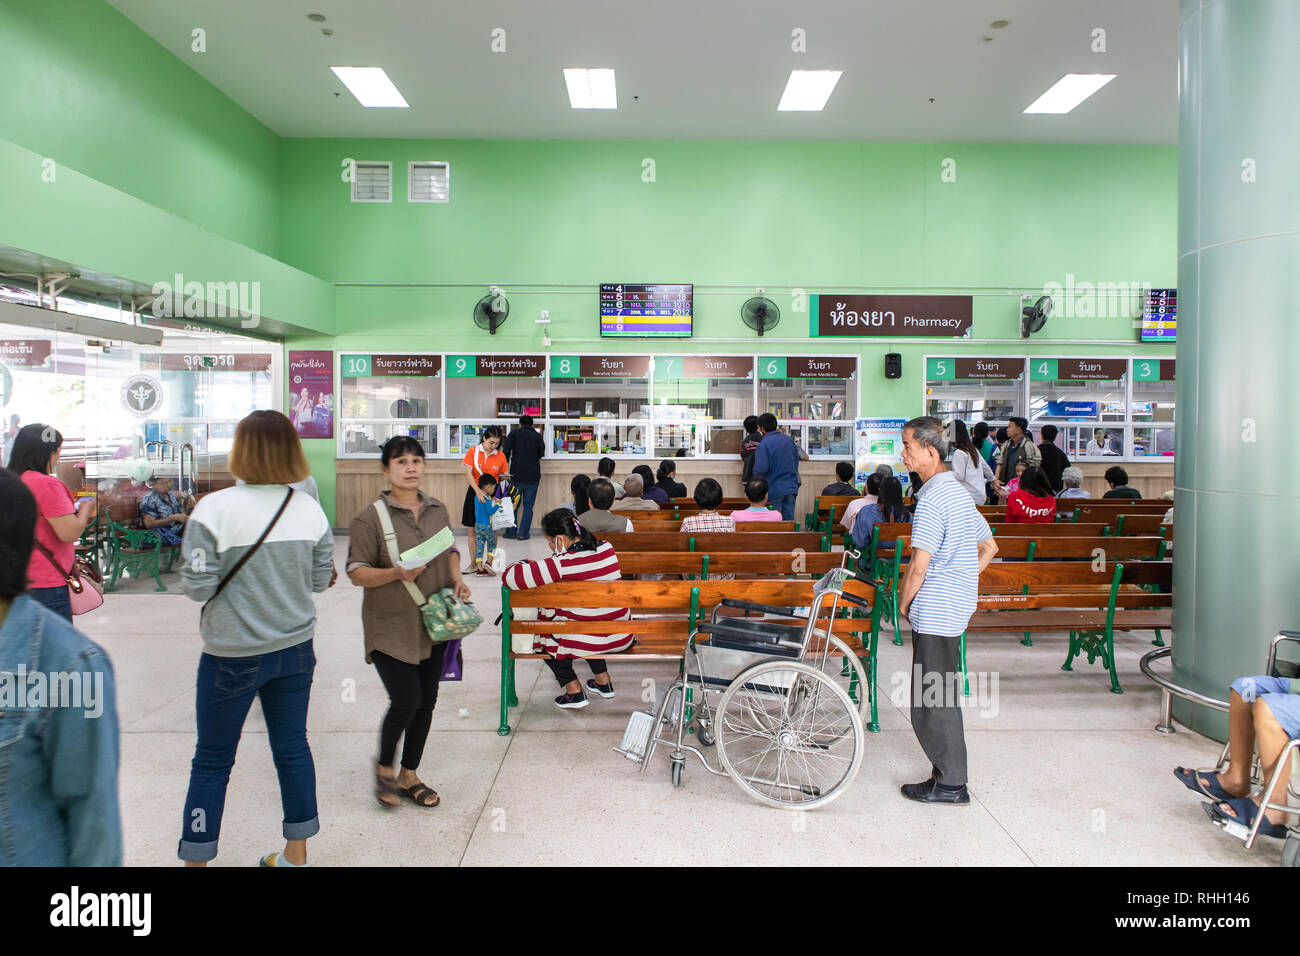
502, 415, 544, 541
993, 417, 1040, 497
740, 415, 762, 483
461, 425, 508, 549
1037, 425, 1071, 494
753, 413, 801, 521
8, 423, 96, 621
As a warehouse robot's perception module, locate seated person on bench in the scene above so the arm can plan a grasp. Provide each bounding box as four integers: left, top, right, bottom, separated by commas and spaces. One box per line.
138, 474, 193, 547
821, 461, 858, 497
839, 472, 882, 535
1004, 465, 1056, 523
850, 475, 910, 554
731, 478, 785, 523
1175, 673, 1299, 839
502, 509, 631, 710
679, 478, 734, 534
610, 473, 659, 511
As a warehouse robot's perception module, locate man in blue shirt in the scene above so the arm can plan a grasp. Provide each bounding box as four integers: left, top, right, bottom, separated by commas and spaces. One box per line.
752, 412, 801, 521
502, 415, 545, 540
897, 416, 998, 805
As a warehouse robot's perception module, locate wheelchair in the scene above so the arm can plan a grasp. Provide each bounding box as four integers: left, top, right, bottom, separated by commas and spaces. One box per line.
616, 551, 876, 810
1196, 631, 1300, 866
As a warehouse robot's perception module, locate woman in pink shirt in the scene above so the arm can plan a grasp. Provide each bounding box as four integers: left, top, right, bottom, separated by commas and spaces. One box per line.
7, 424, 96, 620
730, 478, 786, 522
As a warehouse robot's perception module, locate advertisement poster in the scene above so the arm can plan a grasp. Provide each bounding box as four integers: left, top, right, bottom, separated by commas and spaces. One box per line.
288, 350, 334, 439
854, 417, 908, 493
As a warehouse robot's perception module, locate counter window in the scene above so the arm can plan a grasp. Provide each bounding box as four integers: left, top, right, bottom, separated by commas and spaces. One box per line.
924, 357, 1024, 424
757, 356, 856, 457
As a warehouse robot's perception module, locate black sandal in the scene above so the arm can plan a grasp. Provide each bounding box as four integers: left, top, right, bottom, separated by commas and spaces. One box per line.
375, 768, 400, 808
400, 782, 440, 808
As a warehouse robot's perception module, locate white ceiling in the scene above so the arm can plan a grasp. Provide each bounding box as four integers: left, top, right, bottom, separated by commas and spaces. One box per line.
108, 0, 1178, 143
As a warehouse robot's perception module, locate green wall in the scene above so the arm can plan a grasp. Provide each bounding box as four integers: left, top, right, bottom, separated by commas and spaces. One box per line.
0, 0, 281, 257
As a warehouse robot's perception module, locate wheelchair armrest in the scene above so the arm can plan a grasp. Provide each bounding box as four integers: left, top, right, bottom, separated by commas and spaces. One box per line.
717, 598, 798, 618
696, 622, 782, 645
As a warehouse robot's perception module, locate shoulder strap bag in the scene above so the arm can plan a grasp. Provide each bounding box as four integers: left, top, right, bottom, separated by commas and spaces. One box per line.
201, 488, 293, 620
33, 539, 104, 616
372, 499, 481, 643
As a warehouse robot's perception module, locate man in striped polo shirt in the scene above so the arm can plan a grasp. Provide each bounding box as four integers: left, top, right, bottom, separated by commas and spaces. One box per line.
897, 417, 998, 804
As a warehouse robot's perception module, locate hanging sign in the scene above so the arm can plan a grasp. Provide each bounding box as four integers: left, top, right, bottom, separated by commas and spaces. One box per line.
762, 356, 857, 379
926, 357, 1025, 380
655, 355, 753, 379
447, 355, 545, 377
814, 294, 973, 337
1030, 358, 1128, 381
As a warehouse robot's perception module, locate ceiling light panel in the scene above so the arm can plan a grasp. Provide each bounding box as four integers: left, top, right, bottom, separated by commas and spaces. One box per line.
330, 67, 409, 108
777, 70, 843, 111
1023, 73, 1116, 114
564, 68, 617, 109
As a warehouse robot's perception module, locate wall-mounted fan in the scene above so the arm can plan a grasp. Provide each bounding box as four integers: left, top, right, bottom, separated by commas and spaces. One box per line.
474, 287, 510, 335
1021, 294, 1052, 337
741, 291, 781, 336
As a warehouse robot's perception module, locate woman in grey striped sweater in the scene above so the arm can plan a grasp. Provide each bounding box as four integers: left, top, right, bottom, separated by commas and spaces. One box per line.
177, 411, 336, 868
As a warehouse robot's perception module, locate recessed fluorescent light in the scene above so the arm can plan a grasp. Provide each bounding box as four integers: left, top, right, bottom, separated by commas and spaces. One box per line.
777, 70, 842, 111
563, 68, 617, 109
1023, 73, 1116, 113
330, 67, 409, 108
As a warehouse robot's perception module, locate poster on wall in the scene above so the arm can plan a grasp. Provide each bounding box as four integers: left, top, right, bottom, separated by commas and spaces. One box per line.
288, 350, 334, 439
854, 417, 908, 493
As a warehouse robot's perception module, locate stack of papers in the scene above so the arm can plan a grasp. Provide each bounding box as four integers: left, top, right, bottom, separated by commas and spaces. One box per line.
396, 527, 454, 570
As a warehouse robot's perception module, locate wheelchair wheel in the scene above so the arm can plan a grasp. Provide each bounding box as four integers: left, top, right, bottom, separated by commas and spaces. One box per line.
671, 760, 684, 788
805, 631, 871, 725
715, 661, 863, 810
1284, 833, 1299, 868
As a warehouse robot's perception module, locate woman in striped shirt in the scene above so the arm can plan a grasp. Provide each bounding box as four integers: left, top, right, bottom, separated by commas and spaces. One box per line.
503, 509, 631, 709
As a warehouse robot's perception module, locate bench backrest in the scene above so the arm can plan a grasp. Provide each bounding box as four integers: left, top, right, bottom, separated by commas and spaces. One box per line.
874, 521, 1112, 543
1113, 514, 1169, 536
615, 550, 848, 577
978, 559, 1171, 590
597, 531, 828, 552
901, 534, 1166, 561
504, 577, 875, 612
1072, 503, 1170, 521
626, 517, 797, 532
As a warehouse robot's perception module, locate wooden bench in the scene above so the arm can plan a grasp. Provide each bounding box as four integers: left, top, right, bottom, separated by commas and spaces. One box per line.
1071, 502, 1171, 523
615, 550, 848, 578
965, 560, 1173, 694
805, 495, 860, 532
668, 498, 751, 509
597, 531, 831, 553
626, 516, 797, 532
1111, 513, 1170, 536
498, 577, 882, 735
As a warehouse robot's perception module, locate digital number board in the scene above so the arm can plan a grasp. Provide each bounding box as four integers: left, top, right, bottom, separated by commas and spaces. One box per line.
599, 284, 693, 338
1140, 288, 1176, 342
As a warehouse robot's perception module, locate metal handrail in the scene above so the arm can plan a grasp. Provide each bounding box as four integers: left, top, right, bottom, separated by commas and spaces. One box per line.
1140, 646, 1229, 734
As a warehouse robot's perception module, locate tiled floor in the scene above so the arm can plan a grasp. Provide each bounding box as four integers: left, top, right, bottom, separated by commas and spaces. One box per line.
84, 533, 1286, 867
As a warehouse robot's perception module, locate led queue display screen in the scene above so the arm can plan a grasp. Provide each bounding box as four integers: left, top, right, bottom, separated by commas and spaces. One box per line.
1140, 288, 1176, 342
599, 284, 693, 338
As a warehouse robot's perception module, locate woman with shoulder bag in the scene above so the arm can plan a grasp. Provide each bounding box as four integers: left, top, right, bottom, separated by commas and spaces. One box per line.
177, 411, 336, 868
347, 436, 473, 810
7, 423, 97, 621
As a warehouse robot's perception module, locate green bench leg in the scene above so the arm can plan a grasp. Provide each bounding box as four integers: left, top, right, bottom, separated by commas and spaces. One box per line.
498, 591, 513, 735
959, 631, 970, 697
1106, 627, 1123, 694
1152, 628, 1165, 647
507, 658, 519, 707
1062, 630, 1077, 672
1021, 631, 1033, 647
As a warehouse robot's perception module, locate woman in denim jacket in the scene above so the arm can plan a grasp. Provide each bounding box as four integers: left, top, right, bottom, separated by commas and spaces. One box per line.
0, 468, 121, 866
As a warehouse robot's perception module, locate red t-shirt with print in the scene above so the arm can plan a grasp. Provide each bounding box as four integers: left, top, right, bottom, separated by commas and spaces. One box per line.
1005, 490, 1057, 523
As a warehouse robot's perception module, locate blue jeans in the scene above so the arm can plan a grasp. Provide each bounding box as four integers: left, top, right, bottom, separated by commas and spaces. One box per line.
474, 521, 497, 564
513, 482, 539, 539
178, 641, 319, 862
771, 492, 798, 522
28, 586, 73, 621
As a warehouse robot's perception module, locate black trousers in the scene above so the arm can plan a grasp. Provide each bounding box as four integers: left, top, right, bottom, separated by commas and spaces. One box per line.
545, 656, 608, 688
372, 645, 447, 770
910, 632, 968, 787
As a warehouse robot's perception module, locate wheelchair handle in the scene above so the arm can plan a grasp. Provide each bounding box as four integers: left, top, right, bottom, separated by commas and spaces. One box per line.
717, 598, 798, 617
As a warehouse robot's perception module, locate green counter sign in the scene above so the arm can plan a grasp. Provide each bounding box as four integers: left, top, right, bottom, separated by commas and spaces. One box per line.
926, 358, 957, 380
549, 355, 580, 379
340, 354, 371, 377
1029, 359, 1059, 381
759, 357, 787, 379
447, 355, 476, 377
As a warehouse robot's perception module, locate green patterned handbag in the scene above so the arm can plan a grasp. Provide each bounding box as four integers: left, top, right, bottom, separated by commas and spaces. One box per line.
373, 500, 483, 643
419, 588, 483, 642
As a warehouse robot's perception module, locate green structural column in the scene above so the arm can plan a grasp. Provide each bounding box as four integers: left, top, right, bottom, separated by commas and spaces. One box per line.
1174, 0, 1300, 738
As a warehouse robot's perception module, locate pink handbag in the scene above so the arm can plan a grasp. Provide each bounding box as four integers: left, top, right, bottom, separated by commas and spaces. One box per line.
35, 541, 105, 616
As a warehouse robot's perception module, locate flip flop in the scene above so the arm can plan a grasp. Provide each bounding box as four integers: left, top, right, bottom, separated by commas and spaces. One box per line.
1202, 796, 1289, 839
1173, 766, 1234, 801
400, 782, 440, 808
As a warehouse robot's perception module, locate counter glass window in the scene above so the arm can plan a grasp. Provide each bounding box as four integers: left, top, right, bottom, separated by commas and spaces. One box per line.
652, 355, 754, 458
548, 355, 650, 455
924, 357, 1024, 424
1029, 358, 1128, 459
1130, 358, 1175, 457
338, 353, 442, 458
757, 356, 857, 458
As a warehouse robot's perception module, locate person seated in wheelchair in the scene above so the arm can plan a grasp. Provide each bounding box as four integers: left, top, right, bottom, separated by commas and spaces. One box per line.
1174, 670, 1299, 839
138, 474, 193, 548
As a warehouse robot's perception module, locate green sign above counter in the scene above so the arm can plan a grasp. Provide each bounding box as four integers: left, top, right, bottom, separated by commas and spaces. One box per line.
761, 356, 856, 379
341, 354, 441, 377
926, 357, 1025, 381
812, 293, 973, 337
655, 355, 753, 379
1030, 358, 1128, 381
1132, 358, 1176, 382
447, 355, 545, 377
